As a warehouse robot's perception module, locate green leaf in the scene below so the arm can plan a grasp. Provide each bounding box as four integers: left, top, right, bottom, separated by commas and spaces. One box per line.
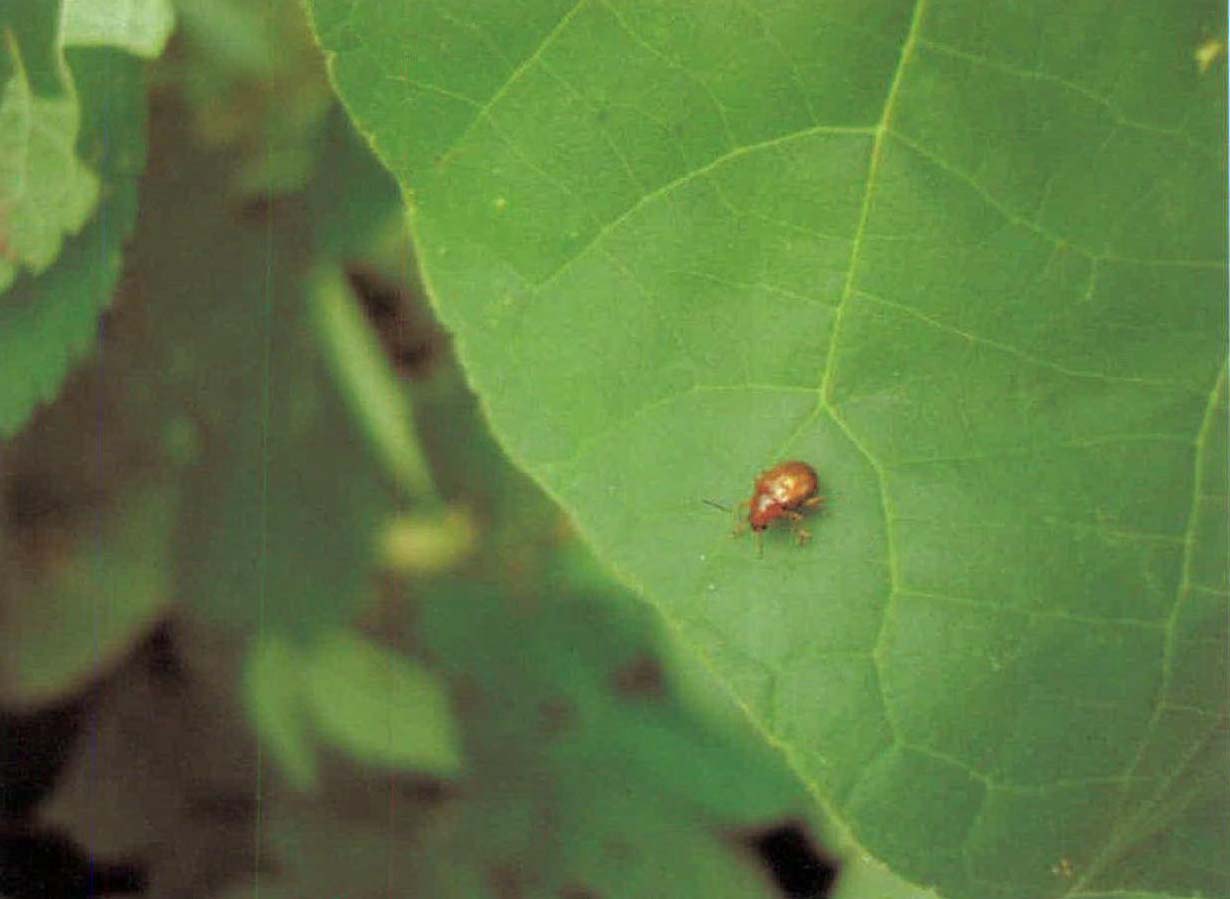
0, 1, 100, 292
61, 0, 175, 58
0, 486, 174, 706
0, 0, 164, 435
167, 0, 334, 196
417, 324, 816, 820
310, 265, 437, 502
833, 852, 943, 899
302, 630, 463, 776
0, 42, 145, 435
247, 629, 463, 785
309, 1, 1229, 897
244, 634, 321, 791
306, 104, 404, 258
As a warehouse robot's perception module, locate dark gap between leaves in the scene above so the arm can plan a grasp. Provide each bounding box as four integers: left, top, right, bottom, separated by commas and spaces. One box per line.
345, 265, 445, 379
747, 820, 839, 898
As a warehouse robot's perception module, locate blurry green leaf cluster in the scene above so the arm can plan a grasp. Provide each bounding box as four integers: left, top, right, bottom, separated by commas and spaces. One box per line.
0, 0, 170, 292
0, 0, 156, 432
159, 0, 334, 196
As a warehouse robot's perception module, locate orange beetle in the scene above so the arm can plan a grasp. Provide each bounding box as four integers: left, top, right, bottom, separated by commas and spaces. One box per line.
746, 460, 824, 544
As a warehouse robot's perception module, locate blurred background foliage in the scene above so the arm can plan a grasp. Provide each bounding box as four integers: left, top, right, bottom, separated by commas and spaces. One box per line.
0, 1, 862, 896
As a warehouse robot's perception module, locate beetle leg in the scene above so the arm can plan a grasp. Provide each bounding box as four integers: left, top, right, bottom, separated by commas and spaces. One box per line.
782, 511, 813, 545
801, 495, 826, 511
732, 501, 751, 538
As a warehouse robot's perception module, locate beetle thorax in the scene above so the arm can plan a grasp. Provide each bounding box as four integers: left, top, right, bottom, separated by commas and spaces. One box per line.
753, 493, 778, 516
749, 492, 782, 529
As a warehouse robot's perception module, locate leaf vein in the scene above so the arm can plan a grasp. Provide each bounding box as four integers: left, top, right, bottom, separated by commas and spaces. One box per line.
917, 37, 1223, 160
897, 589, 1167, 630
1068, 364, 1229, 890
855, 288, 1203, 393
533, 123, 875, 291
432, 0, 590, 165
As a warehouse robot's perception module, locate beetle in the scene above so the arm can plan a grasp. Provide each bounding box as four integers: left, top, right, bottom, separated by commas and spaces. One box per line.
747, 460, 824, 543
705, 460, 825, 552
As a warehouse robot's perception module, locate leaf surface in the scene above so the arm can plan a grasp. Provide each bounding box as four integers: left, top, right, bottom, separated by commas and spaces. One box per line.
245, 629, 464, 783
308, 2, 1230, 896
61, 0, 174, 58
0, 1, 98, 292
0, 32, 146, 434
0, 487, 174, 706
303, 630, 463, 775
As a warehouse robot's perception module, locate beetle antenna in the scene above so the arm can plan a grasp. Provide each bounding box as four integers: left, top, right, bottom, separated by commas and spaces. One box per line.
702, 499, 732, 513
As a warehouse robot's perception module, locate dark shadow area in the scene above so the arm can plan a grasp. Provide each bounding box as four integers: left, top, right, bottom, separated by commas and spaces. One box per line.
345, 264, 444, 379
748, 820, 839, 898
0, 696, 88, 820
0, 826, 147, 898
1, 693, 148, 897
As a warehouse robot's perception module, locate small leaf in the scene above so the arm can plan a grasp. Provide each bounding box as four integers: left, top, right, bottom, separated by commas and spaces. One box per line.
302, 631, 463, 776
168, 0, 333, 197
0, 44, 145, 435
0, 486, 174, 706
0, 1, 100, 291
61, 0, 175, 58
310, 264, 438, 503
244, 635, 320, 791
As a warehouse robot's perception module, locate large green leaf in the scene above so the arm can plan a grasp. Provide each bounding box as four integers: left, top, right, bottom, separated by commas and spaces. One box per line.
309, 2, 1229, 897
